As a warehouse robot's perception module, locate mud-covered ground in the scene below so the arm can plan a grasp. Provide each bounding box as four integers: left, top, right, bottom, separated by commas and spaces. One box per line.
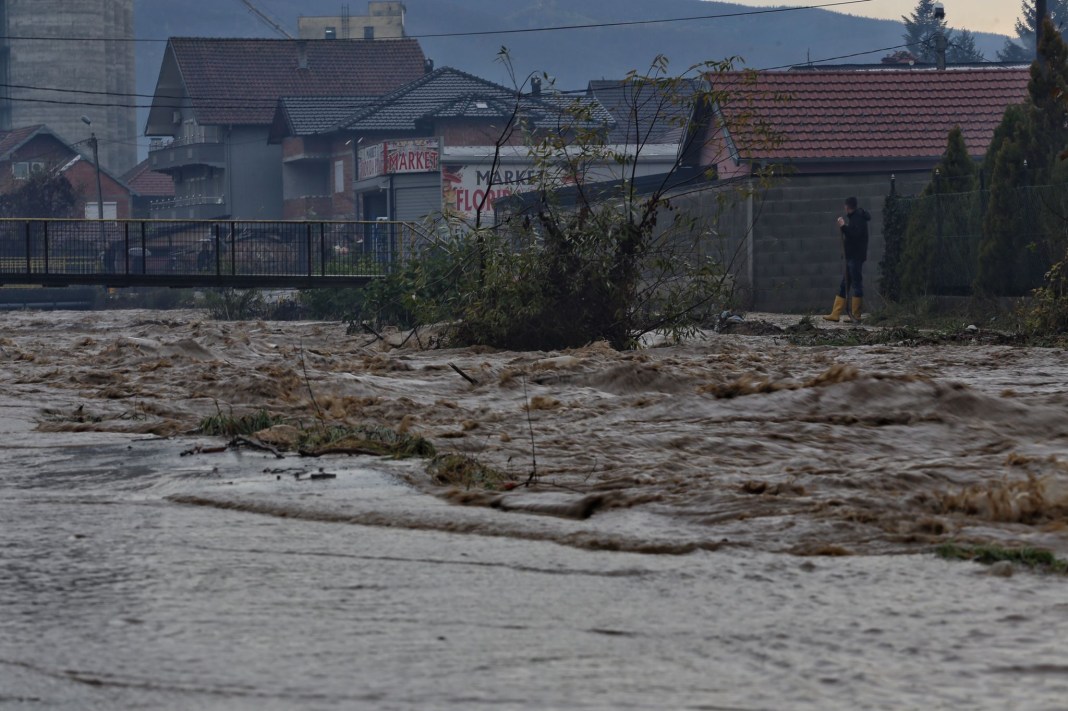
4, 309, 1068, 558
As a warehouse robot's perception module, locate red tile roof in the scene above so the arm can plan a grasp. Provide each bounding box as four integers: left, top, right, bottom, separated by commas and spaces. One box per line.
0, 125, 46, 158
165, 38, 427, 125
712, 69, 1032, 162
122, 158, 175, 197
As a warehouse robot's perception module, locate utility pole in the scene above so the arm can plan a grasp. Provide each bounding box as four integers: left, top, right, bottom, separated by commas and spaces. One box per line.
81, 116, 106, 250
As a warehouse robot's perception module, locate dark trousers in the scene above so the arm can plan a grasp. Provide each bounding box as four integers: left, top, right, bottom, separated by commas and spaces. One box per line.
837, 258, 864, 298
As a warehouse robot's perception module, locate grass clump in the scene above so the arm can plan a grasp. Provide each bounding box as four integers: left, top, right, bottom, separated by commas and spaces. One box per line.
427, 454, 515, 491
297, 423, 435, 459
935, 542, 1068, 574
199, 408, 283, 437
787, 324, 923, 347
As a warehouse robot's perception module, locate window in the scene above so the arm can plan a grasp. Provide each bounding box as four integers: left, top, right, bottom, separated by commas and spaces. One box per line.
324, 26, 337, 39
334, 160, 345, 194
84, 202, 118, 219
11, 162, 28, 179
363, 25, 374, 39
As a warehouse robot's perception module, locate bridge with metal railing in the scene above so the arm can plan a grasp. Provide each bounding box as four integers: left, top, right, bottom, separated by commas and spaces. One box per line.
0, 219, 425, 289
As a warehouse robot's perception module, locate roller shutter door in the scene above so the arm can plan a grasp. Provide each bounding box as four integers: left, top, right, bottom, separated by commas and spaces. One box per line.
393, 174, 442, 223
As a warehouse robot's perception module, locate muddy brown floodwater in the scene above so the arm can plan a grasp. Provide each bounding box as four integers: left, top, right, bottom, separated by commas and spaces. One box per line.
3, 309, 1068, 709
5, 308, 1068, 557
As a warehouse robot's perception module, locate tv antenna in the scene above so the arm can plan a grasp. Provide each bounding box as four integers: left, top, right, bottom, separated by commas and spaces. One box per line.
235, 0, 295, 39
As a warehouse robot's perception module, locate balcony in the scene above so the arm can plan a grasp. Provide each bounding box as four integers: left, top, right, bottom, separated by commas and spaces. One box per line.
149, 127, 226, 172
150, 195, 228, 220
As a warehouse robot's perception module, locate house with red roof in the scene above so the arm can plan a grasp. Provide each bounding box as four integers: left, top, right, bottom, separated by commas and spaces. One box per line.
144, 37, 427, 220
122, 157, 175, 218
689, 66, 1032, 311
0, 124, 131, 218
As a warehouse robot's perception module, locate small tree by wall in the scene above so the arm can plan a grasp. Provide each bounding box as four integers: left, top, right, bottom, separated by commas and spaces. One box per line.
879, 186, 913, 303
900, 127, 978, 296
976, 126, 1033, 296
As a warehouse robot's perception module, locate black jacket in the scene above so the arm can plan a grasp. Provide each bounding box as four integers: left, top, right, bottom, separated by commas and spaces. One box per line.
840, 208, 871, 262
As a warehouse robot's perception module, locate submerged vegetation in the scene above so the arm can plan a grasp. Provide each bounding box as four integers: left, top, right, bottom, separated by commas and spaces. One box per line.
935, 542, 1068, 574
296, 423, 436, 459
427, 454, 515, 491
198, 408, 283, 437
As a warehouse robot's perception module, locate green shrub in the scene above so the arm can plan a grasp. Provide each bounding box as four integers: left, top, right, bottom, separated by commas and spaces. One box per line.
199, 408, 282, 437
201, 288, 265, 320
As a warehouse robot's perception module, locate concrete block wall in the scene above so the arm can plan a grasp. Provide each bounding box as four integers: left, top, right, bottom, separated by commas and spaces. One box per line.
750, 171, 929, 313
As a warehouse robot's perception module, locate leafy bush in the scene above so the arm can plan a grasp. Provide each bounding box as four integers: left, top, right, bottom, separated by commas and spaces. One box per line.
1024, 249, 1068, 334
436, 55, 774, 350
300, 241, 472, 327
201, 288, 265, 320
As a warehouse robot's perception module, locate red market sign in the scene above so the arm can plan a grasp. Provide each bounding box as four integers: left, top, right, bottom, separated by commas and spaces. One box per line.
442, 163, 536, 222
359, 139, 440, 180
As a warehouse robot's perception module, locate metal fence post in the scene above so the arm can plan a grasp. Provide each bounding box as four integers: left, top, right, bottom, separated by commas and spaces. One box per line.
140, 221, 147, 275
125, 222, 130, 275
214, 223, 221, 276
229, 221, 236, 276
319, 223, 326, 277
24, 221, 31, 275
42, 221, 49, 274
306, 222, 313, 277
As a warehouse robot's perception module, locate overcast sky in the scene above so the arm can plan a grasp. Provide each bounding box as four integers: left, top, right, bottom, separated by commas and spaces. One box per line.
719, 1, 1020, 35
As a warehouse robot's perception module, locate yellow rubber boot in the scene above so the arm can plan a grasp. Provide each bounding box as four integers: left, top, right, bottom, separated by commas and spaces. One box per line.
851, 297, 863, 323
822, 295, 846, 322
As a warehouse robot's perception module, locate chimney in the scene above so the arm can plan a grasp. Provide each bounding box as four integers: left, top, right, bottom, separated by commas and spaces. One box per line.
297, 40, 309, 70
531, 77, 542, 96
424, 58, 434, 74
1037, 0, 1048, 61
933, 2, 947, 71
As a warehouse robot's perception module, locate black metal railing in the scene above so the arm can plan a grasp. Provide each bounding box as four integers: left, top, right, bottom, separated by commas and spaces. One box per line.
0, 219, 428, 288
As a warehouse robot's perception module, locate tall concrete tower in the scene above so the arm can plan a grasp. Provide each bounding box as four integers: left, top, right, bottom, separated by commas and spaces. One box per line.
0, 0, 137, 174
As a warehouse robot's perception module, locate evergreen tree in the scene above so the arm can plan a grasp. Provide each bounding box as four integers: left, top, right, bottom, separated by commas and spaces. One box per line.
998, 38, 1033, 63
975, 125, 1033, 295
901, 127, 979, 296
1025, 18, 1068, 174
902, 0, 951, 63
947, 30, 984, 63
976, 20, 1068, 294
998, 0, 1068, 61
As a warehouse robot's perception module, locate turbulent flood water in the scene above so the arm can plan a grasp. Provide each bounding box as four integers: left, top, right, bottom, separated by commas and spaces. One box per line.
2, 310, 1068, 709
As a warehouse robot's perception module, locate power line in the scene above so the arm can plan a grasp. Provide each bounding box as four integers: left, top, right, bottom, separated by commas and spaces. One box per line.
757, 42, 924, 71
0, 38, 939, 110
0, 1, 874, 43
0, 38, 990, 111
409, 1, 876, 38
0, 93, 275, 111
0, 80, 280, 106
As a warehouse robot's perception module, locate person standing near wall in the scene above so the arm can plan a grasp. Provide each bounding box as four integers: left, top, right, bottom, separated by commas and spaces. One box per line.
823, 196, 870, 322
